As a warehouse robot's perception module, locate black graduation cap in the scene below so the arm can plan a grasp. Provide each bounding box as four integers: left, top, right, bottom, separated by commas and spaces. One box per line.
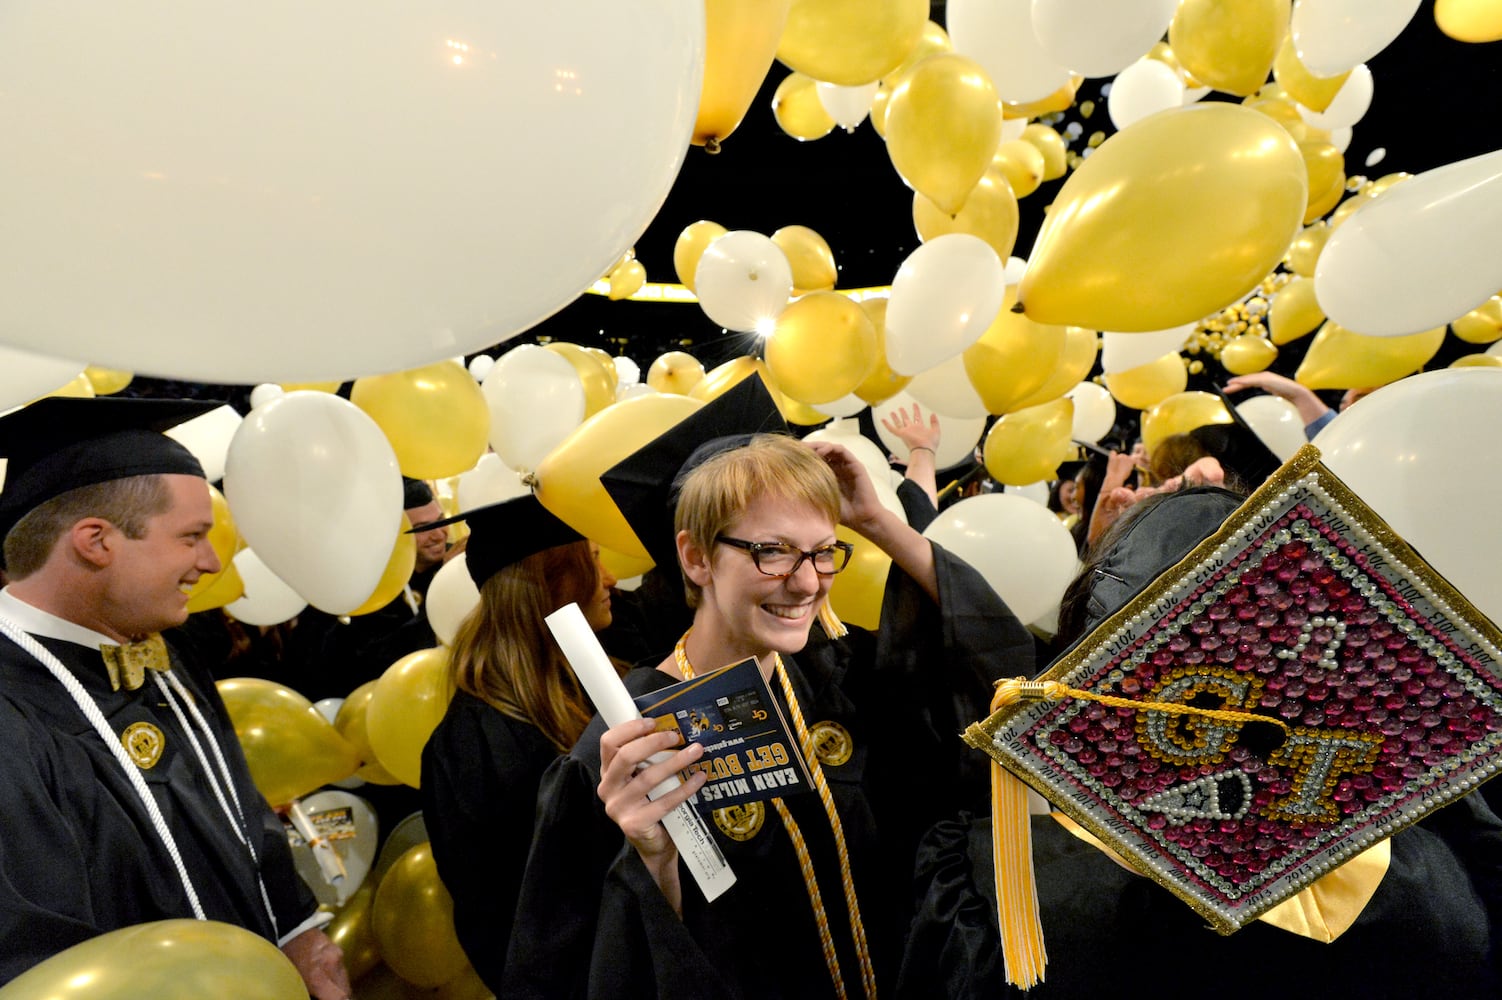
0, 396, 217, 543
599, 374, 787, 572
402, 476, 435, 510
410, 493, 582, 587
1195, 385, 1286, 491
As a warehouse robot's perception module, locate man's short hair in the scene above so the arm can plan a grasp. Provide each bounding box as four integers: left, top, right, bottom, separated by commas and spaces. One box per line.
2, 475, 173, 579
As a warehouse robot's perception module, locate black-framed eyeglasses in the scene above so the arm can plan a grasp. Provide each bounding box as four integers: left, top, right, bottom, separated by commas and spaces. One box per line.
716, 536, 854, 578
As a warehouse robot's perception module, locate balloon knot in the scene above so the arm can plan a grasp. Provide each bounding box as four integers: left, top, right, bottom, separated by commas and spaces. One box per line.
1010, 299, 1026, 314
522, 472, 540, 490
704, 137, 722, 155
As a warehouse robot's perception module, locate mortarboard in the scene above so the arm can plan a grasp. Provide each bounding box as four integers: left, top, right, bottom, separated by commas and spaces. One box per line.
0, 396, 218, 543
599, 374, 787, 572
1201, 384, 1289, 490
411, 493, 582, 588
966, 444, 1502, 984
402, 477, 435, 510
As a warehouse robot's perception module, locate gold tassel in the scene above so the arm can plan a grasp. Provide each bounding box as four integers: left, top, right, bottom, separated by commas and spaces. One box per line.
990, 680, 1047, 988
817, 599, 848, 639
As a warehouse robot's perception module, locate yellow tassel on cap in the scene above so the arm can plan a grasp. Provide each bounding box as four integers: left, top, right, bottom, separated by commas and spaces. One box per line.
817, 599, 848, 639
990, 680, 1048, 988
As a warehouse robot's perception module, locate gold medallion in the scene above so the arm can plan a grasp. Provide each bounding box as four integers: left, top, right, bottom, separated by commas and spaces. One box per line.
121, 721, 165, 770
712, 802, 765, 842
809, 720, 853, 767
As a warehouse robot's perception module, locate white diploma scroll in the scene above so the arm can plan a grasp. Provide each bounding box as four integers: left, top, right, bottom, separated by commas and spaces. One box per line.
288, 798, 347, 887
545, 602, 736, 901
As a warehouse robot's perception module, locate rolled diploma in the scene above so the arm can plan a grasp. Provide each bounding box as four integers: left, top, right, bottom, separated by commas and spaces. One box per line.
545, 602, 735, 900
288, 798, 346, 886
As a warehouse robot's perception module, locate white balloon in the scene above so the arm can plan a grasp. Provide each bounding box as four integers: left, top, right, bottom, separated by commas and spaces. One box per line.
1314, 368, 1502, 623
288, 790, 378, 906
1297, 63, 1373, 131
248, 384, 285, 409
1108, 58, 1185, 131
0, 345, 85, 413
0, 2, 703, 383
1291, 0, 1421, 76
948, 0, 1073, 103
1315, 149, 1502, 337
1067, 381, 1118, 442
1101, 325, 1193, 373
224, 391, 402, 615
923, 493, 1078, 625
803, 419, 892, 486
871, 476, 910, 523
1235, 395, 1308, 461
466, 355, 495, 382
886, 234, 1007, 375
812, 393, 867, 419
874, 389, 986, 471
693, 231, 793, 333
1330, 126, 1353, 153
165, 404, 243, 484
613, 355, 641, 386
313, 698, 344, 725
816, 81, 879, 132
225, 548, 308, 627
1002, 256, 1029, 286
616, 382, 657, 402
481, 345, 586, 472
1031, 0, 1179, 78
1004, 480, 1051, 506
455, 452, 529, 510
427, 552, 481, 647
905, 354, 990, 419
999, 117, 1029, 144
1488, 339, 1502, 358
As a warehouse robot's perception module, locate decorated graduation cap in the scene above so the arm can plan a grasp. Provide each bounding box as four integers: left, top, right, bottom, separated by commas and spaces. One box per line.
0, 396, 218, 543
411, 493, 582, 588
599, 374, 787, 573
966, 444, 1502, 987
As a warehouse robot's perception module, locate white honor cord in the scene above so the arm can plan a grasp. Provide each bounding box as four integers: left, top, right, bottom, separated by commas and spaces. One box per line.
154, 671, 279, 936
0, 616, 204, 919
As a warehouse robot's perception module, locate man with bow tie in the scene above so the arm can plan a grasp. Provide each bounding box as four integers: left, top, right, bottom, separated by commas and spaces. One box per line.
0, 397, 350, 997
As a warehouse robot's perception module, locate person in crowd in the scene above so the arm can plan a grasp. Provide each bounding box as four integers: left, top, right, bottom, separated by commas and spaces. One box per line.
0, 396, 348, 997
419, 493, 619, 992
881, 401, 941, 528
505, 378, 1032, 998
1224, 371, 1378, 439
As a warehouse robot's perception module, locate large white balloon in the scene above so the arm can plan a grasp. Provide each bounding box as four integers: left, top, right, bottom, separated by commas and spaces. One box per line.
1235, 394, 1307, 461
948, 0, 1073, 104
224, 391, 402, 614
874, 389, 987, 471
1067, 381, 1118, 442
905, 354, 990, 419
923, 493, 1079, 626
481, 345, 587, 473
816, 81, 880, 132
1108, 58, 1185, 131
0, 2, 703, 383
1291, 0, 1422, 76
1032, 0, 1179, 78
693, 231, 793, 333
427, 553, 482, 647
225, 549, 309, 627
1315, 149, 1502, 337
812, 394, 868, 419
0, 345, 85, 413
1101, 325, 1194, 374
803, 419, 893, 486
165, 404, 243, 484
1297, 64, 1373, 131
886, 235, 1007, 375
455, 452, 530, 511
1313, 368, 1502, 623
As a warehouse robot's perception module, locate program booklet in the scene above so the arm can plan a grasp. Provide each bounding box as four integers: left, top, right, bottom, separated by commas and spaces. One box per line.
633, 657, 814, 810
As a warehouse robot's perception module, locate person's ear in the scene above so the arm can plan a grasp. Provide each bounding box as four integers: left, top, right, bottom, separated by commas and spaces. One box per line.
68, 518, 117, 569
677, 529, 713, 589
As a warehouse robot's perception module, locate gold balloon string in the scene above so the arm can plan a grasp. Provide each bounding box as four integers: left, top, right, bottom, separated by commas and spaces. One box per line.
990, 677, 1291, 733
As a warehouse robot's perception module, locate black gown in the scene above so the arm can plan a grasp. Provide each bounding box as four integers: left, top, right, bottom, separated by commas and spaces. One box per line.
503, 544, 1034, 1000
0, 633, 318, 984
420, 690, 563, 992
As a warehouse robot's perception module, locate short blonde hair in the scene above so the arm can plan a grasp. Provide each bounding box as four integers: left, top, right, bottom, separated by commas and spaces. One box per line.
3, 475, 172, 579
673, 435, 841, 608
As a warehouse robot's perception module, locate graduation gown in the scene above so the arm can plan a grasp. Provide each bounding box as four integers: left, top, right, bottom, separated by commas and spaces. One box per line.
420, 691, 563, 992
0, 633, 318, 983
504, 544, 1034, 1000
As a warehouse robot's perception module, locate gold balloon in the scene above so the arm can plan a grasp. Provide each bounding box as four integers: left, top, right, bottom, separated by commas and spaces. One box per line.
1140, 391, 1233, 455
963, 286, 1067, 414
0, 919, 306, 1000
827, 525, 889, 630
883, 18, 952, 83
1019, 104, 1306, 332
1272, 36, 1349, 112
607, 259, 647, 300
334, 681, 403, 785
776, 0, 928, 86
673, 220, 727, 291
366, 647, 454, 789
765, 292, 877, 405
371, 842, 469, 989
1169, 0, 1288, 97
1021, 124, 1068, 181
1105, 353, 1189, 410
912, 169, 1020, 265
599, 546, 654, 581
1436, 0, 1502, 42
349, 516, 417, 617
1010, 326, 1100, 410
435, 965, 496, 1000
351, 965, 435, 1000
184, 558, 245, 613
1295, 321, 1446, 390
280, 381, 342, 393
1243, 95, 1305, 137
991, 139, 1047, 199
771, 225, 838, 296
695, 0, 793, 149
46, 373, 95, 399
1451, 295, 1502, 343
328, 885, 383, 981
584, 348, 619, 390
646, 350, 707, 395
689, 356, 822, 427
217, 677, 361, 806
777, 394, 832, 427
982, 399, 1076, 486
83, 365, 133, 395
1327, 193, 1367, 230
1300, 141, 1346, 224
1451, 353, 1502, 369
351, 361, 489, 480
870, 83, 893, 138
1269, 276, 1325, 345
535, 393, 703, 557
1285, 223, 1331, 277
1219, 334, 1279, 375
885, 53, 1004, 215
852, 298, 914, 404
183, 484, 242, 611
772, 71, 836, 141
1002, 77, 1082, 119
545, 342, 615, 418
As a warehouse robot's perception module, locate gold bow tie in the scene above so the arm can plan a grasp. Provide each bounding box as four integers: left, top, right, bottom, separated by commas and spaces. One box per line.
100, 633, 172, 692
